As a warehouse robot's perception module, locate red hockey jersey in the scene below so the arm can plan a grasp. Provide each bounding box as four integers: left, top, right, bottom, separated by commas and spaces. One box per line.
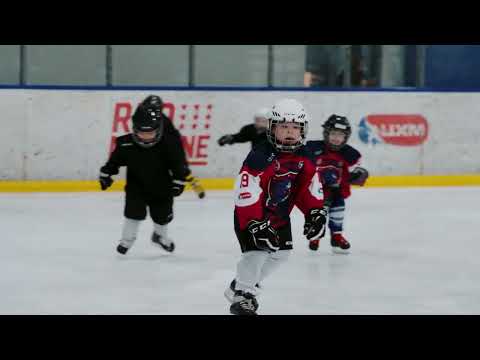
305, 140, 362, 200
234, 142, 324, 230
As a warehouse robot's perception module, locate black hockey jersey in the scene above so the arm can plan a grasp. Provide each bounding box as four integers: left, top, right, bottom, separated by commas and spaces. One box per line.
100, 123, 191, 198
231, 124, 268, 150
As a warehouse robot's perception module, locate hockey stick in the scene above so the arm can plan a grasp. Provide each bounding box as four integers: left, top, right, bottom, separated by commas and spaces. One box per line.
186, 175, 206, 199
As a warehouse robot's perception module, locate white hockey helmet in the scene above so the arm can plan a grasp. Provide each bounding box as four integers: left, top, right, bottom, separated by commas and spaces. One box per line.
267, 98, 309, 152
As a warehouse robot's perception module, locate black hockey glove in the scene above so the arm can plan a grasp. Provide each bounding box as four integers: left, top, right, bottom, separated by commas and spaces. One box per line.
99, 173, 113, 191
172, 179, 186, 197
218, 134, 234, 146
349, 167, 369, 186
303, 208, 327, 240
247, 219, 279, 253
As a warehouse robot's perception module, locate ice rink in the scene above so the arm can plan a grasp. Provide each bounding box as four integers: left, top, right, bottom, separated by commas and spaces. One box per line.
1, 187, 479, 315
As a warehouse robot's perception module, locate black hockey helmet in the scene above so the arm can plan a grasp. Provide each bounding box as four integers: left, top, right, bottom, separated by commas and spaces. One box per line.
131, 105, 164, 148
142, 95, 164, 110
322, 114, 352, 151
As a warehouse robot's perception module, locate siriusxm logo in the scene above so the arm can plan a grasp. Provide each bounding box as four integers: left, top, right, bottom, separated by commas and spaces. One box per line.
358, 115, 429, 147
358, 117, 382, 145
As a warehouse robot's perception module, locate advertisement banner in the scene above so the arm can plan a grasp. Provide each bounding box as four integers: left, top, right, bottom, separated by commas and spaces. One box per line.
1, 89, 479, 180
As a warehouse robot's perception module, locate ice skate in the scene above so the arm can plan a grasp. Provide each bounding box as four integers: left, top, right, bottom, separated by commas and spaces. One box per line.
331, 233, 350, 254
116, 237, 135, 255
309, 239, 320, 251
229, 290, 258, 315
116, 244, 129, 255
224, 279, 261, 303
151, 232, 175, 253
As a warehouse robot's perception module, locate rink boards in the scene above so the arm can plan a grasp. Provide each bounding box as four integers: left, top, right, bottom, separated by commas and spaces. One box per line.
1, 174, 480, 192
1, 88, 479, 190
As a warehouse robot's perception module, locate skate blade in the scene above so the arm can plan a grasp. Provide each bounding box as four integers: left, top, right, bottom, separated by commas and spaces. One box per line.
151, 241, 174, 253
332, 247, 350, 254
229, 306, 257, 316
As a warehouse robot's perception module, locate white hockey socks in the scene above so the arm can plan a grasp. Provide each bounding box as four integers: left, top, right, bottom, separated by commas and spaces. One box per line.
258, 250, 291, 283
235, 251, 269, 295
120, 218, 142, 249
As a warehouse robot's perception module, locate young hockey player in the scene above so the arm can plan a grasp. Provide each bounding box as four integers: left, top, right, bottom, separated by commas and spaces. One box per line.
217, 107, 270, 150
225, 99, 327, 315
305, 114, 369, 253
141, 95, 205, 199
99, 103, 192, 255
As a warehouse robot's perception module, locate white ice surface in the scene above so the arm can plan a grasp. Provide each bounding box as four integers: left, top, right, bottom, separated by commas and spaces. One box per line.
1, 187, 479, 314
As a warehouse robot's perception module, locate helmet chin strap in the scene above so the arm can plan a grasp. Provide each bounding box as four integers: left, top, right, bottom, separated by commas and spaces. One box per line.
272, 136, 304, 152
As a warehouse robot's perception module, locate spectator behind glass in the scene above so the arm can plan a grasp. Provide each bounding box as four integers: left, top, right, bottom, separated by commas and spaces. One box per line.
304, 45, 378, 88
304, 45, 344, 87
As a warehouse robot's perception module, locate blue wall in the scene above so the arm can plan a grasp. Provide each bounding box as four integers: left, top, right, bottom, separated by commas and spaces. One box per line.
425, 45, 480, 88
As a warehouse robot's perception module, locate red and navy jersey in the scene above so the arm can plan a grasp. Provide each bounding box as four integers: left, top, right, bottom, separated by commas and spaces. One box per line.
305, 140, 362, 199
234, 142, 324, 230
